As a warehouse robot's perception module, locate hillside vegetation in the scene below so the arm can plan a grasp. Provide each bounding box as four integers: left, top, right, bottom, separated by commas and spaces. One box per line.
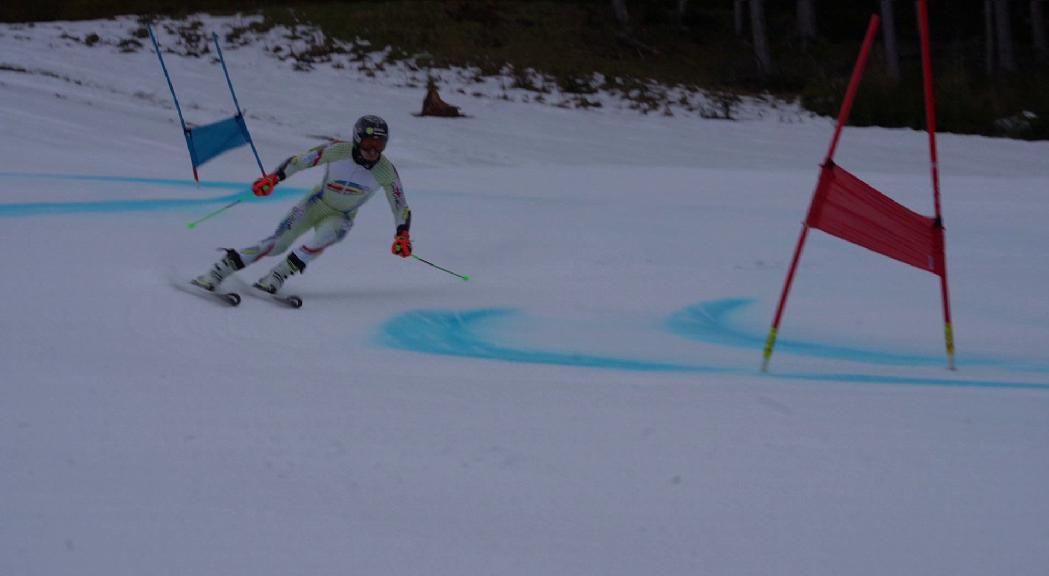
3, 0, 1047, 139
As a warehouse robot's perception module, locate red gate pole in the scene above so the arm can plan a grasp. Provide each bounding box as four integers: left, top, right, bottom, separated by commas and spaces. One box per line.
917, 0, 956, 370
762, 223, 811, 372
762, 15, 881, 372
825, 15, 881, 162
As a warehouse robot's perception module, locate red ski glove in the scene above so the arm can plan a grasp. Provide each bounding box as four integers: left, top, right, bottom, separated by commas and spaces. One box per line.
391, 231, 412, 258
252, 173, 281, 197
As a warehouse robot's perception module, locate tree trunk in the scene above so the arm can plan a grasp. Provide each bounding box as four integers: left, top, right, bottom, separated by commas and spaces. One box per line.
674, 0, 689, 29
735, 0, 747, 36
797, 0, 817, 49
611, 0, 629, 29
1033, 0, 1048, 61
994, 0, 1016, 71
985, 0, 996, 73
881, 0, 900, 81
750, 0, 774, 76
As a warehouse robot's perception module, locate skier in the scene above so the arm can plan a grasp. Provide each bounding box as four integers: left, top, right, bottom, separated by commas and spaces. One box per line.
192, 115, 412, 296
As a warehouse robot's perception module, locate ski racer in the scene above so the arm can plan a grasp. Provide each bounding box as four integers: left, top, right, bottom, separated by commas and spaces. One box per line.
192, 115, 412, 294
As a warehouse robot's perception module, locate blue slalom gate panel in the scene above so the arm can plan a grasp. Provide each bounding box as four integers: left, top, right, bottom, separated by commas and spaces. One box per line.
148, 24, 264, 180
186, 115, 251, 169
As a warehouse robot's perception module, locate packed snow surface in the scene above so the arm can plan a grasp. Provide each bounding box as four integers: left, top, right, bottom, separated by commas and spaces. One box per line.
2, 15, 1048, 576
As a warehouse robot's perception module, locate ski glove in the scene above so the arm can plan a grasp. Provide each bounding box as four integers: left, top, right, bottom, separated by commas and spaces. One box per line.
252, 173, 281, 197
391, 231, 412, 258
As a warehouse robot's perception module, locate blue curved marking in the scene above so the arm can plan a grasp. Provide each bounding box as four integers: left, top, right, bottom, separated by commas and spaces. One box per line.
378, 307, 1049, 390
666, 298, 944, 366
666, 298, 1049, 374
379, 308, 711, 373
0, 172, 305, 217
0, 171, 247, 189
778, 371, 1049, 390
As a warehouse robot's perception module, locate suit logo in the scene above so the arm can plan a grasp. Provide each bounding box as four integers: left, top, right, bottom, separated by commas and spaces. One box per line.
326, 179, 367, 195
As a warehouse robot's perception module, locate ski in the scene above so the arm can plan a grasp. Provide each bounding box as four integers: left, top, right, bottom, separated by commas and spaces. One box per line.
223, 277, 303, 308
185, 281, 241, 306
266, 292, 303, 309
250, 283, 303, 308
212, 291, 243, 306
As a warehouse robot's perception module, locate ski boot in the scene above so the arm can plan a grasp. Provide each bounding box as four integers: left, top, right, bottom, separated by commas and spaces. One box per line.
254, 253, 306, 294
191, 248, 245, 291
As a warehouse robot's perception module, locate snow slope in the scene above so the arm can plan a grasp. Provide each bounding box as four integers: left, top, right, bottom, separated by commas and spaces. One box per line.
2, 15, 1048, 576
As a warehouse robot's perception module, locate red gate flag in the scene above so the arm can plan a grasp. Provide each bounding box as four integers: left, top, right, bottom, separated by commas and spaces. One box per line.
807, 162, 945, 276
762, 6, 955, 372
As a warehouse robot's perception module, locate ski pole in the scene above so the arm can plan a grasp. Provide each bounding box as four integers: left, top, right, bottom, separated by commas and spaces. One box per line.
186, 195, 249, 229
412, 254, 470, 281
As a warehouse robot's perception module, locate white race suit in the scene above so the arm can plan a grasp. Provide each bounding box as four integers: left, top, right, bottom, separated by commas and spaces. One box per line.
238, 140, 411, 267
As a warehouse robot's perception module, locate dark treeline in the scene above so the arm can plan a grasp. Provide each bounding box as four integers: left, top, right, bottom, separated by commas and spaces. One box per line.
2, 0, 1047, 138
613, 0, 1048, 137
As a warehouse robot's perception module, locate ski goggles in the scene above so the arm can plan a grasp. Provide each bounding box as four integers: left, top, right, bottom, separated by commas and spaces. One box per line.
358, 137, 387, 154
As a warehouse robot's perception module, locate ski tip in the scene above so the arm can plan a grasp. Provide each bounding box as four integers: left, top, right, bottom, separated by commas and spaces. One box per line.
462, 275, 470, 282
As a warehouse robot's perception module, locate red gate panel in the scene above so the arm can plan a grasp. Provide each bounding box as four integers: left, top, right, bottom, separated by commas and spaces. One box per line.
806, 163, 945, 276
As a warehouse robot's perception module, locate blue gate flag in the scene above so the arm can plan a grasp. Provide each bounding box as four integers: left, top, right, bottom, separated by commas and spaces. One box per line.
186, 115, 250, 169
149, 24, 265, 182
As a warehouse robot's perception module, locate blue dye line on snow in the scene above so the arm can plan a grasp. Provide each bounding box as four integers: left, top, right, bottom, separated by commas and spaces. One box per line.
378, 306, 1049, 390
0, 171, 246, 189
0, 171, 306, 217
378, 308, 714, 373
776, 370, 1049, 391
667, 298, 948, 367
665, 298, 1049, 374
